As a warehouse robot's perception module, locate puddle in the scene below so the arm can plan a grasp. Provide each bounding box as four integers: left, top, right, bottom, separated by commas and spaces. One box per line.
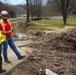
16, 33, 32, 38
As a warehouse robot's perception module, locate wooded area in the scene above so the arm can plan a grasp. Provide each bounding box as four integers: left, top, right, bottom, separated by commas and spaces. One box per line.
0, 0, 76, 24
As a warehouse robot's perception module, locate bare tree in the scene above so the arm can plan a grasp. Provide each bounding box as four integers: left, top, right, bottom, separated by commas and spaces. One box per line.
29, 0, 42, 20
29, 0, 34, 20
26, 0, 30, 23
54, 0, 76, 25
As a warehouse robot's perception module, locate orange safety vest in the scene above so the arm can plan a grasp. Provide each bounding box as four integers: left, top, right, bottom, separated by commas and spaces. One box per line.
0, 19, 12, 31
0, 19, 12, 42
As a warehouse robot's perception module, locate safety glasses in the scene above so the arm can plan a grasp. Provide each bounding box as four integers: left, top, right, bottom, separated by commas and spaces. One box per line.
2, 15, 9, 17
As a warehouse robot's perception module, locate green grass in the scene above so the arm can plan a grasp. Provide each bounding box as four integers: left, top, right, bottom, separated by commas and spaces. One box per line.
31, 19, 64, 28
30, 19, 64, 31
11, 16, 76, 32
29, 16, 76, 31
67, 16, 76, 26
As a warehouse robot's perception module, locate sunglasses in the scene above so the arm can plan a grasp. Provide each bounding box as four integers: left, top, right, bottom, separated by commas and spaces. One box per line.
2, 15, 9, 17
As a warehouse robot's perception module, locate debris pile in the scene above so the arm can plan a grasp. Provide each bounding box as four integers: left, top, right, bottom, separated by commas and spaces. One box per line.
9, 29, 76, 75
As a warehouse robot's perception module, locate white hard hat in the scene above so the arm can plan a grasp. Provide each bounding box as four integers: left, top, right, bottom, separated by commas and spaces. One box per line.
1, 10, 9, 16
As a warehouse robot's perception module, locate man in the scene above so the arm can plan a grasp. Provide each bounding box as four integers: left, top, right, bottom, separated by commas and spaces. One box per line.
0, 44, 6, 73
0, 10, 25, 63
0, 32, 6, 73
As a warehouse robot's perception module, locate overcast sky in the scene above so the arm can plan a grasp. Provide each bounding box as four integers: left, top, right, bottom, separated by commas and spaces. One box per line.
1, 0, 47, 5
1, 0, 26, 5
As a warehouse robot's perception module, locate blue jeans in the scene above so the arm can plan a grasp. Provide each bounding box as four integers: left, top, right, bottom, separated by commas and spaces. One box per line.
2, 37, 22, 61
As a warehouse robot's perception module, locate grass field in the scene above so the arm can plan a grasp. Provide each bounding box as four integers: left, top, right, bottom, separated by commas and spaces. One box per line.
11, 16, 76, 34
29, 16, 76, 31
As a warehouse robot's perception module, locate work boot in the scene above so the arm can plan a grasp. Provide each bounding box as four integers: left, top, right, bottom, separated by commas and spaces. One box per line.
5, 60, 11, 63
0, 69, 6, 73
18, 56, 25, 60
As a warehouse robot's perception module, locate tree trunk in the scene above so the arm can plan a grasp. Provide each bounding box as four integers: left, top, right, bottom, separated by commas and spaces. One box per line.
63, 12, 67, 25
26, 0, 30, 23
63, 16, 67, 25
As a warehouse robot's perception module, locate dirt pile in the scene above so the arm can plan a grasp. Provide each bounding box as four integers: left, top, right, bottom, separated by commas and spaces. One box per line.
31, 28, 76, 52
8, 28, 76, 75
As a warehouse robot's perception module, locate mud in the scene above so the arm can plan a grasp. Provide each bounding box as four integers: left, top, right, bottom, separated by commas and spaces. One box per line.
8, 28, 76, 75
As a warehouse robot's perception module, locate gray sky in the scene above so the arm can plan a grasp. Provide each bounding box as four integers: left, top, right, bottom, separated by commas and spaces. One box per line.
1, 0, 26, 5
1, 0, 47, 5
